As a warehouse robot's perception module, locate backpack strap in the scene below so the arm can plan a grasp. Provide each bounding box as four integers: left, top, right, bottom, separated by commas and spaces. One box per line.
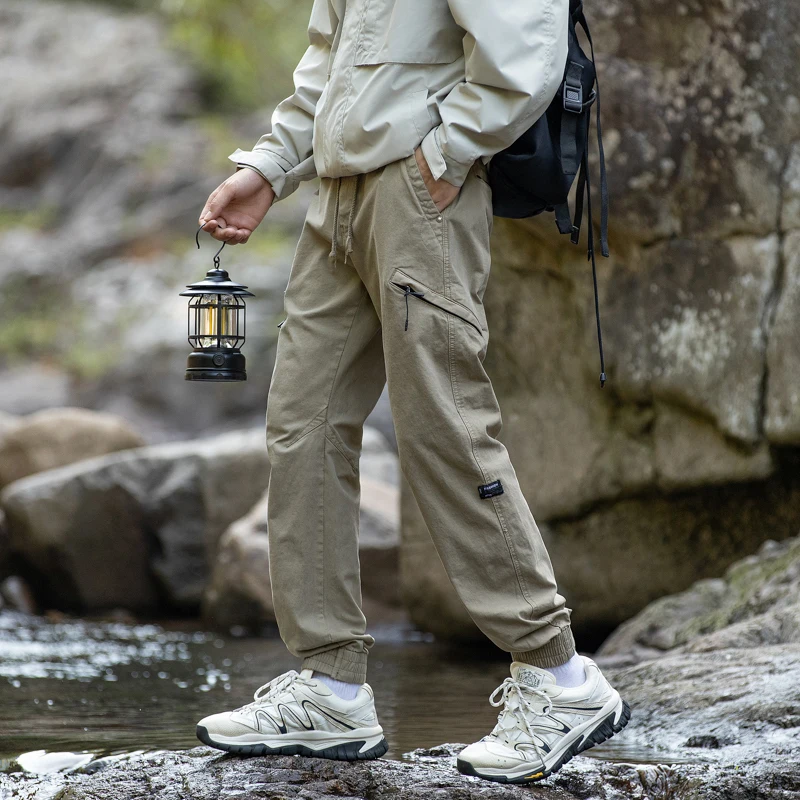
560, 61, 584, 178
575, 10, 609, 258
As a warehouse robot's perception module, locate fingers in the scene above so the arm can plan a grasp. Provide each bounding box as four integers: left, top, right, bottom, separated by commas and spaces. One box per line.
199, 182, 235, 227
208, 219, 252, 245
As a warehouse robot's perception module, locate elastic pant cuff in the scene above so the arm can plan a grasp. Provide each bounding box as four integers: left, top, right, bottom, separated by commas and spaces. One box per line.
302, 646, 368, 685
512, 625, 576, 669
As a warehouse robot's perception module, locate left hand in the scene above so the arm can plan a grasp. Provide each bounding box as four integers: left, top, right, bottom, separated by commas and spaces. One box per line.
415, 148, 461, 213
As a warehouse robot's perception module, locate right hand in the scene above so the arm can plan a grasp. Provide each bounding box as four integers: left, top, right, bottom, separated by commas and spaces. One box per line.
198, 168, 276, 245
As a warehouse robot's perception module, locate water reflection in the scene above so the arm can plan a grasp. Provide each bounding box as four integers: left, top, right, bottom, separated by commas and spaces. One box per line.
0, 612, 700, 768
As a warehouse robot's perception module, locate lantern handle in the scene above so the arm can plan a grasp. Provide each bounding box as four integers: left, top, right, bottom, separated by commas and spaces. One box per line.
196, 224, 226, 269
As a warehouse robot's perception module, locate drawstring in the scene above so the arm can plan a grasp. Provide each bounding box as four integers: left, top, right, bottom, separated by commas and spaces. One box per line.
344, 178, 358, 262
328, 177, 358, 265
329, 180, 342, 264
402, 285, 425, 331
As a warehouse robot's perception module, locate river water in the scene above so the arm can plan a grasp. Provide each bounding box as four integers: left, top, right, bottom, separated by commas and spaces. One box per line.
0, 611, 693, 771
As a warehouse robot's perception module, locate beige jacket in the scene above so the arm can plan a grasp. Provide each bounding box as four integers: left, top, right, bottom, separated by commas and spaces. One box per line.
230, 0, 569, 198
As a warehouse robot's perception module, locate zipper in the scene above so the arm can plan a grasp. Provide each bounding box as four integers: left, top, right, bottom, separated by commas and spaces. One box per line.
391, 282, 482, 336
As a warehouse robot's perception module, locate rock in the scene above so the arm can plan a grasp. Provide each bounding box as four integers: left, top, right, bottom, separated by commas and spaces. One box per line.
0, 576, 36, 615
0, 407, 145, 489
0, 507, 8, 579
2, 646, 798, 799
599, 533, 800, 657
0, 430, 270, 612
202, 493, 273, 631
204, 427, 400, 629
401, 0, 800, 641
765, 230, 800, 442
402, 458, 800, 644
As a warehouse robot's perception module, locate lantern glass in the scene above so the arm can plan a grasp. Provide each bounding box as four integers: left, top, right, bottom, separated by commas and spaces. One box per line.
188, 293, 245, 350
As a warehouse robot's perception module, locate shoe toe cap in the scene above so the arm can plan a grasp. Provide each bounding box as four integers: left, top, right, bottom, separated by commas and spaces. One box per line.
458, 740, 536, 771
197, 712, 255, 738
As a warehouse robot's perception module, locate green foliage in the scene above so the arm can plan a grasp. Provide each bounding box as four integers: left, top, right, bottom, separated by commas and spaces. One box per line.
66, 0, 312, 112
165, 0, 310, 112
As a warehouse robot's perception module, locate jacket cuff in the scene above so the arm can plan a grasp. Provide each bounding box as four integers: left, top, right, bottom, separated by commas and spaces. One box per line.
228, 148, 296, 200
420, 128, 473, 188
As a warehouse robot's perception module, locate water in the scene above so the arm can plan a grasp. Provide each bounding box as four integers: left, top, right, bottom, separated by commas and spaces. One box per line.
0, 611, 697, 771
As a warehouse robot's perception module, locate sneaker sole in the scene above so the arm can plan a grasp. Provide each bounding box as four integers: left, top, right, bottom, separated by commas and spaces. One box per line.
457, 697, 632, 785
196, 724, 389, 762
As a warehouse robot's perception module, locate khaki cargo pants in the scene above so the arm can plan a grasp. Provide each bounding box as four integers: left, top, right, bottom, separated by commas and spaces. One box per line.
266, 154, 575, 684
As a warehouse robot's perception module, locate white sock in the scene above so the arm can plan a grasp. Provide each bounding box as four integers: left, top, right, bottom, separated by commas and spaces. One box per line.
544, 653, 586, 688
312, 672, 362, 701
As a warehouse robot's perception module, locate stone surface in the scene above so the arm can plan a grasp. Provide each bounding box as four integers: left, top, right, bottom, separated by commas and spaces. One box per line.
204, 428, 400, 629
0, 430, 269, 612
599, 532, 800, 657
401, 0, 800, 642
0, 407, 145, 489
2, 645, 799, 798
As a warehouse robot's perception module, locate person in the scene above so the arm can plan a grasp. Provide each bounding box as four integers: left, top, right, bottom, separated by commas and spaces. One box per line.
195, 0, 630, 784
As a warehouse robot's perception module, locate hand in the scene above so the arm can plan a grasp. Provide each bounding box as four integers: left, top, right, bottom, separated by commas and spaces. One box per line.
198, 168, 276, 245
415, 147, 460, 213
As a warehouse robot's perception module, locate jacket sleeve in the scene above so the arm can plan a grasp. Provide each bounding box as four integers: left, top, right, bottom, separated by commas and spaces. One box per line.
228, 0, 338, 200
420, 0, 569, 187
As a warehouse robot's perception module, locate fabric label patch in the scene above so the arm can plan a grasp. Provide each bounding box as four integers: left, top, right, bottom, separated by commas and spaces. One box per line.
478, 479, 504, 499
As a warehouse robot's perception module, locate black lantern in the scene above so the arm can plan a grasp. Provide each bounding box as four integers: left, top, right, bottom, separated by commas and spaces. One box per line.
180, 228, 255, 382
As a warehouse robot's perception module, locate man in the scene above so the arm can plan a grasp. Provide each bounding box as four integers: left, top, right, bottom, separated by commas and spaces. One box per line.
196, 0, 630, 785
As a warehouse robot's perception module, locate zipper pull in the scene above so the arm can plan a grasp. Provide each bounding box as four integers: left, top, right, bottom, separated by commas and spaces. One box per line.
403, 285, 425, 331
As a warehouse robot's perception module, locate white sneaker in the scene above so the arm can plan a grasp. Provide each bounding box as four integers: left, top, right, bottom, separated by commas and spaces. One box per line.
457, 657, 631, 784
196, 669, 388, 761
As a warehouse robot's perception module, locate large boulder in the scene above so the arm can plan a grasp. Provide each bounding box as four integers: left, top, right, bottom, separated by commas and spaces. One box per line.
0, 429, 269, 612
401, 0, 800, 643
204, 427, 400, 630
0, 407, 145, 489
599, 532, 800, 658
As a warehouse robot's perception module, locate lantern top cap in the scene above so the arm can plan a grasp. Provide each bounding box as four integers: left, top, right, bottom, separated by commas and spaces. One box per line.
180, 268, 255, 297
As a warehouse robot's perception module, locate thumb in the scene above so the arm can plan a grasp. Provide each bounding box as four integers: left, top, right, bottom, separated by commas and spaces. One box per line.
200, 181, 236, 225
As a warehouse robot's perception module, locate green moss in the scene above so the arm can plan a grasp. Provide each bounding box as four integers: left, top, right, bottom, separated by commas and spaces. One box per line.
0, 206, 58, 233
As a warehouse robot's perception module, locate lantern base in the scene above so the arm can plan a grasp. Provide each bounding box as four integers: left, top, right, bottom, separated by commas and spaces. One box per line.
185, 350, 247, 382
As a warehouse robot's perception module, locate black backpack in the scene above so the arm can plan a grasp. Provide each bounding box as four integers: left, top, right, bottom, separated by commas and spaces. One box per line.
488, 0, 608, 387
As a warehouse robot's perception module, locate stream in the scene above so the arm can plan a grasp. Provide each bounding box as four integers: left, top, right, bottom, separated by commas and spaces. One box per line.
0, 611, 698, 773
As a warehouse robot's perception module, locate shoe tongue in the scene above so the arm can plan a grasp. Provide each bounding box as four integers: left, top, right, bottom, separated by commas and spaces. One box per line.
300, 669, 314, 680
511, 662, 556, 690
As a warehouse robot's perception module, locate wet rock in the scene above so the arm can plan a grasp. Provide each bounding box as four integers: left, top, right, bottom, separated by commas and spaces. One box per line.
204, 428, 400, 629
3, 641, 798, 800
0, 407, 145, 489
0, 430, 269, 612
599, 533, 800, 656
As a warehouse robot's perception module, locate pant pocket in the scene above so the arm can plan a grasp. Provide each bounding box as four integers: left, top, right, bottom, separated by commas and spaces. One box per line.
389, 268, 484, 336
403, 153, 444, 223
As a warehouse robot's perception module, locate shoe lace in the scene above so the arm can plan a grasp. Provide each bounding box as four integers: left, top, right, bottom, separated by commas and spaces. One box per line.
488, 677, 554, 754
237, 670, 308, 711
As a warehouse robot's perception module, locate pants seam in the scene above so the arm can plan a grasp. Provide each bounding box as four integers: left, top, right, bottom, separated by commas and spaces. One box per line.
319, 286, 369, 645
446, 312, 540, 622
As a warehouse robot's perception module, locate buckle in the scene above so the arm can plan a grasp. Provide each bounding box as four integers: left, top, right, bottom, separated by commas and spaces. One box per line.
563, 82, 583, 113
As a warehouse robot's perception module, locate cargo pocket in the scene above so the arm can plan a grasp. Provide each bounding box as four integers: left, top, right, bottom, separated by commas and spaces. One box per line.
356, 0, 464, 65
389, 269, 484, 336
